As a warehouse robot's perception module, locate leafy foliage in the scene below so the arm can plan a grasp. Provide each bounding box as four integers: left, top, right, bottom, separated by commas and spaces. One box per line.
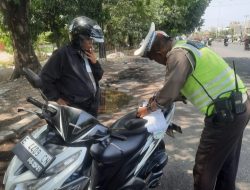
0, 13, 12, 52
29, 0, 110, 48
103, 0, 211, 48
160, 0, 211, 35
103, 0, 162, 48
1, 0, 211, 50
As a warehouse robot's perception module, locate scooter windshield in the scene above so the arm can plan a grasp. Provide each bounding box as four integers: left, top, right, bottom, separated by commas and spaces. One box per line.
51, 105, 99, 143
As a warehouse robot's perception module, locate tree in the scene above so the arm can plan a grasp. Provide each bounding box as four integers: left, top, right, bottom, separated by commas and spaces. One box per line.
160, 0, 211, 35
0, 0, 211, 79
30, 0, 76, 48
0, 0, 41, 79
102, 0, 211, 49
103, 0, 162, 49
30, 0, 107, 56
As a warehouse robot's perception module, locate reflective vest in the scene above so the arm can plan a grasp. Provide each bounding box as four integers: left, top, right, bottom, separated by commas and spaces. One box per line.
173, 41, 247, 115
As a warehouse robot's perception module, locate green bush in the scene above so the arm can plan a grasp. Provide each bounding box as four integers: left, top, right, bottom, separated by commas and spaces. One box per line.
0, 30, 13, 53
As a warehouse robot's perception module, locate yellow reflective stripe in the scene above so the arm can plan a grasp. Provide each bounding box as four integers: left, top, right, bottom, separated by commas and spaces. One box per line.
196, 83, 236, 110
196, 75, 245, 106
191, 73, 244, 107
196, 96, 212, 111
176, 41, 247, 115
189, 67, 232, 99
190, 73, 234, 104
208, 78, 235, 96
196, 82, 235, 108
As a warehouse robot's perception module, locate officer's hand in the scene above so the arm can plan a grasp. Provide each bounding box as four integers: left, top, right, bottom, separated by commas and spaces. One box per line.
136, 106, 149, 118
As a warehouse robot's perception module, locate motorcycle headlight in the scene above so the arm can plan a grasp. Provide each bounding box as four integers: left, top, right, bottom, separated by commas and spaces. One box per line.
15, 176, 51, 190
45, 150, 81, 175
14, 151, 81, 190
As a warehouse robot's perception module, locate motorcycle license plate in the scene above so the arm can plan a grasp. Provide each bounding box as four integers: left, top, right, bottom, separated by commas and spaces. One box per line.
12, 135, 55, 177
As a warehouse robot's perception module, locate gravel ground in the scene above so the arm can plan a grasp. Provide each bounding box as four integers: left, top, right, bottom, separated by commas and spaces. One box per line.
1, 43, 250, 190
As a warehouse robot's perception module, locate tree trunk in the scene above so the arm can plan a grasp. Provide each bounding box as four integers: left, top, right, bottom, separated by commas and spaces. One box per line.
128, 34, 134, 48
99, 43, 106, 59
0, 0, 41, 80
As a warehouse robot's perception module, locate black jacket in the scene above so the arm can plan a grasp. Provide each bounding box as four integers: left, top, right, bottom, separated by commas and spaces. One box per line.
40, 44, 104, 116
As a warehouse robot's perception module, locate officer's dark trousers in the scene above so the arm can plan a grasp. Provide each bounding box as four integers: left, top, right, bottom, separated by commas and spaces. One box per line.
193, 100, 250, 190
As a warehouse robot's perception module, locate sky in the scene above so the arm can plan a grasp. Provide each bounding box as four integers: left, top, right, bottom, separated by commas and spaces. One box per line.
202, 0, 250, 30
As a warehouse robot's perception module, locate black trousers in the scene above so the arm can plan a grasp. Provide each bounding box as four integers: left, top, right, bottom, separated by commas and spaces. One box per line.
70, 100, 99, 117
193, 100, 250, 190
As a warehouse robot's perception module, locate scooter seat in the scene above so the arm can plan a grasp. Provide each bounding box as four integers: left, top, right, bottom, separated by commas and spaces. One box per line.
90, 131, 148, 164
110, 111, 137, 126
90, 111, 150, 164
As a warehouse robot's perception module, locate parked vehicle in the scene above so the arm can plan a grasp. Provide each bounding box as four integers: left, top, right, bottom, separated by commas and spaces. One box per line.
3, 68, 177, 190
244, 38, 250, 50
208, 38, 213, 46
243, 34, 250, 50
224, 37, 229, 47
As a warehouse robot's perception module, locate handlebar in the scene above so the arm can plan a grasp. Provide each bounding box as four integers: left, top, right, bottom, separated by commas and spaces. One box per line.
27, 97, 45, 109
26, 96, 57, 116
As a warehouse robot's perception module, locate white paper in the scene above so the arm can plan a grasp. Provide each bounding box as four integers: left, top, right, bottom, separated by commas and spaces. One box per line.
143, 109, 168, 133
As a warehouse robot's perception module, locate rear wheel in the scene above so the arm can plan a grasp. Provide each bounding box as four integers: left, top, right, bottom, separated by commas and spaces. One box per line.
139, 140, 168, 188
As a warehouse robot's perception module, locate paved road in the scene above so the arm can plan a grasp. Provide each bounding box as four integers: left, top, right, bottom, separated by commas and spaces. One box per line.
211, 41, 250, 58
158, 42, 250, 190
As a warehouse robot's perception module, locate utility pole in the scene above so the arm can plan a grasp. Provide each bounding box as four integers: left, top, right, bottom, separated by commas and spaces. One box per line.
244, 15, 249, 34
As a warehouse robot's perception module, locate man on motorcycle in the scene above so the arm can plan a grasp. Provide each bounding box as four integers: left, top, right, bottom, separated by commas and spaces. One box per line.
244, 34, 250, 50
135, 23, 250, 190
224, 36, 229, 46
40, 16, 104, 117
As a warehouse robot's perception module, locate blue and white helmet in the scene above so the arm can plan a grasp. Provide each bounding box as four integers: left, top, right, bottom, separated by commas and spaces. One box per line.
69, 16, 104, 43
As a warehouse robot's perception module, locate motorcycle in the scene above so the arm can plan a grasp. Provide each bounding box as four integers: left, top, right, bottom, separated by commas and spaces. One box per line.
223, 37, 229, 47
244, 40, 250, 50
207, 38, 212, 46
3, 68, 177, 190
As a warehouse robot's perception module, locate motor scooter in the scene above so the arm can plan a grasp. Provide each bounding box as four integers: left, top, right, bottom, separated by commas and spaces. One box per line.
3, 68, 178, 190
244, 40, 250, 50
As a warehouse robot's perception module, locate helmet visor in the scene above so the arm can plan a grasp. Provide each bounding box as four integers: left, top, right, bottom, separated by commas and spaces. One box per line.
90, 25, 104, 43
91, 36, 104, 43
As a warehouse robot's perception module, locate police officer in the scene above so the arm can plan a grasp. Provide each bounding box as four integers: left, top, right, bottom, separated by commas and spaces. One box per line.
40, 16, 104, 117
135, 22, 250, 190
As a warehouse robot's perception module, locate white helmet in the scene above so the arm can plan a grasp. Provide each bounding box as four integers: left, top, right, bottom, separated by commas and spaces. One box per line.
134, 22, 169, 56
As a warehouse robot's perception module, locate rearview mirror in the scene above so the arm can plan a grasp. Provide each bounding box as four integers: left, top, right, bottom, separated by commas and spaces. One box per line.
22, 68, 43, 89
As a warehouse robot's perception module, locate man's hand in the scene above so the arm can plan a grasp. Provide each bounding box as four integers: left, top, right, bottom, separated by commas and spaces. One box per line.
136, 106, 149, 118
56, 98, 69, 105
85, 48, 97, 64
